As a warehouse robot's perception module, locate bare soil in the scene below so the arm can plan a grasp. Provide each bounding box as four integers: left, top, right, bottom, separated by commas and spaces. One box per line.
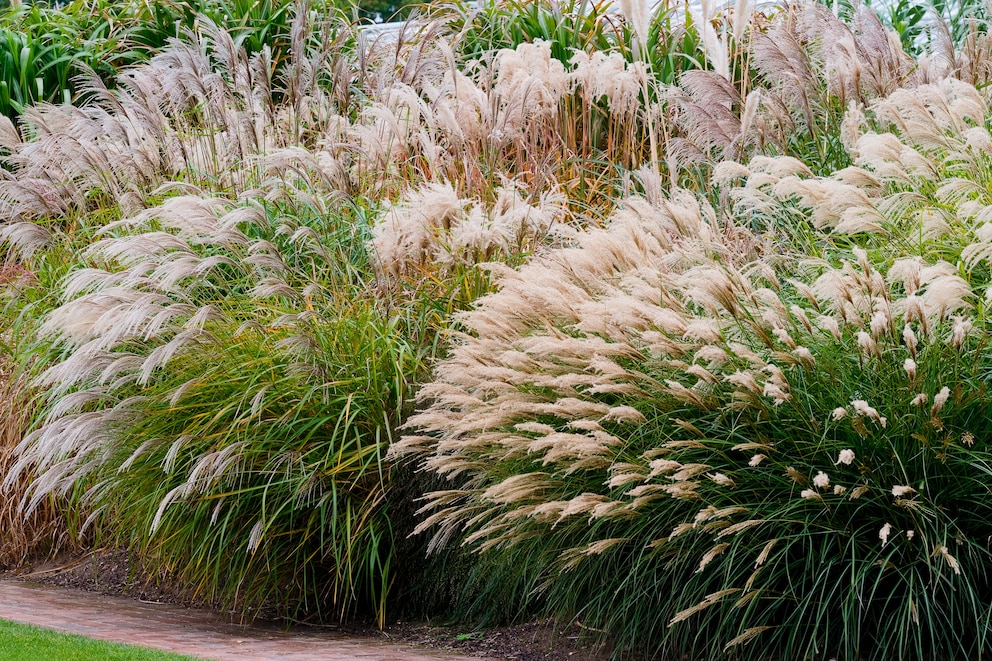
3, 550, 612, 661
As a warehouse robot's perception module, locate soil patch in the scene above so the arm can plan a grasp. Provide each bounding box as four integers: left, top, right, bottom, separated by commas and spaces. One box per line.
8, 549, 196, 608
379, 620, 610, 660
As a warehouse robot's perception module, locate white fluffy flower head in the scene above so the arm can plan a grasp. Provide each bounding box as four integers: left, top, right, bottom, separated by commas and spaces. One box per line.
879, 523, 893, 547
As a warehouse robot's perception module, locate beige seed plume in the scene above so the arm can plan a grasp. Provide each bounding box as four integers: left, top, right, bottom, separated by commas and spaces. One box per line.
724, 626, 773, 651
669, 588, 740, 625
835, 449, 855, 465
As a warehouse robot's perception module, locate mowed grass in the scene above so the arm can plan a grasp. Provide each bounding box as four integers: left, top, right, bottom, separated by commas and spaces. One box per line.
0, 619, 202, 661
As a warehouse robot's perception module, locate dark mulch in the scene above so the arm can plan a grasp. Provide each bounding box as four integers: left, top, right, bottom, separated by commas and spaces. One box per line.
11, 550, 186, 605
380, 620, 610, 660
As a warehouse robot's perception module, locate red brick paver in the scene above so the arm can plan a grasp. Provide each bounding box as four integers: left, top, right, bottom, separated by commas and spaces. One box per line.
0, 579, 494, 661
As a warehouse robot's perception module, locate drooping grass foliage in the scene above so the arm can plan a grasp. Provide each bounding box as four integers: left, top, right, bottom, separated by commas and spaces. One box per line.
0, 343, 81, 569
10, 194, 416, 621
0, 4, 581, 623
5, 0, 992, 656
0, 15, 412, 621
397, 72, 992, 659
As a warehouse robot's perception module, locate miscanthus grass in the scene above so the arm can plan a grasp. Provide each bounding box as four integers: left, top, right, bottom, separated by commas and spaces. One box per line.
0, 342, 80, 568
6, 0, 992, 640
0, 11, 424, 623
0, 6, 584, 622
3, 184, 419, 621
672, 2, 948, 180
396, 74, 992, 660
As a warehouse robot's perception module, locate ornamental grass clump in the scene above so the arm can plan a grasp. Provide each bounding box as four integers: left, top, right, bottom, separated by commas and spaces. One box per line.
671, 2, 940, 176
396, 75, 992, 659
0, 347, 79, 568
353, 34, 671, 217
5, 189, 414, 622
0, 6, 586, 623
370, 180, 569, 282
0, 12, 436, 623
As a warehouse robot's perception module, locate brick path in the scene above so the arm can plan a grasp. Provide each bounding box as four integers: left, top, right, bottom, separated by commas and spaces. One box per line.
0, 579, 493, 660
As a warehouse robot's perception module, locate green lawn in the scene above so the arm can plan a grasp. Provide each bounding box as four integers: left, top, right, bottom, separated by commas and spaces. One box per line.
0, 619, 202, 661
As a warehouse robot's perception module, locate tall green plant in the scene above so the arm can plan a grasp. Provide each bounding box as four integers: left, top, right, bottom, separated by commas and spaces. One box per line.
0, 0, 337, 121
0, 343, 82, 568
0, 11, 418, 622
441, 0, 702, 83
9, 192, 417, 622
0, 18, 76, 117
396, 76, 992, 659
